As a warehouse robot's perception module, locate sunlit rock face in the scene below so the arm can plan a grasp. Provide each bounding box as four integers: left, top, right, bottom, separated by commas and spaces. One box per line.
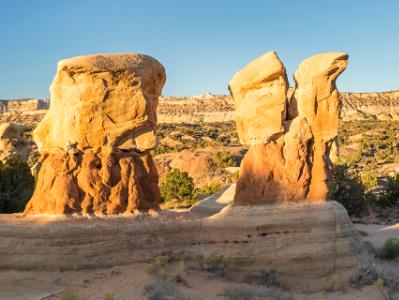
229, 51, 348, 205
0, 122, 32, 162
24, 53, 166, 214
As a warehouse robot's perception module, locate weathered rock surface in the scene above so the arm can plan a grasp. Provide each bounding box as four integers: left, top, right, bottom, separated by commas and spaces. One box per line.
291, 52, 349, 200
0, 122, 33, 162
229, 51, 288, 145
229, 51, 348, 204
0, 201, 363, 292
24, 53, 166, 214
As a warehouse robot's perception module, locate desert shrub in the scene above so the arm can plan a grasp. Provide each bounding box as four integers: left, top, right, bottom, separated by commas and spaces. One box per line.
361, 172, 378, 191
60, 290, 85, 300
144, 280, 188, 300
347, 148, 362, 165
171, 261, 186, 283
200, 182, 222, 195
350, 259, 379, 287
243, 269, 282, 288
146, 255, 170, 277
151, 144, 174, 155
104, 293, 115, 300
0, 157, 35, 213
160, 169, 197, 203
332, 164, 367, 216
192, 254, 225, 274
213, 151, 237, 168
377, 238, 399, 260
223, 284, 293, 300
379, 175, 399, 208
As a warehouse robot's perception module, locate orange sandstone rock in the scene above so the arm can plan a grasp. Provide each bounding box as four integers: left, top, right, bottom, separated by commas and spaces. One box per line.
24, 53, 165, 214
291, 52, 349, 200
230, 51, 348, 205
229, 51, 288, 145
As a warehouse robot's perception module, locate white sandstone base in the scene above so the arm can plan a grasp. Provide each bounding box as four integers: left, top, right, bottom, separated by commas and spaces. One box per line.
0, 201, 362, 291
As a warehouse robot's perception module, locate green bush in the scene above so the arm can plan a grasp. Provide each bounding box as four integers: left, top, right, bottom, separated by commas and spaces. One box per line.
145, 280, 187, 300
60, 290, 85, 300
380, 175, 399, 207
0, 158, 35, 213
160, 169, 196, 203
200, 183, 222, 195
332, 164, 367, 216
212, 151, 237, 168
361, 172, 378, 191
146, 255, 170, 276
377, 238, 399, 260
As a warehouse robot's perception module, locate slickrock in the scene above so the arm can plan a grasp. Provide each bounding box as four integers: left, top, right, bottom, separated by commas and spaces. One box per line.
24, 53, 166, 214
0, 122, 33, 162
0, 201, 363, 292
229, 51, 348, 205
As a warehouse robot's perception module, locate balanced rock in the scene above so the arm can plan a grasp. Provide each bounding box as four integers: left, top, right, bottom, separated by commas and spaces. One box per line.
230, 51, 348, 204
24, 53, 166, 214
0, 122, 32, 162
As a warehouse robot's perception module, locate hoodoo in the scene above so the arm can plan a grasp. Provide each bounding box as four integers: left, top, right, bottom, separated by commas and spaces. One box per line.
229, 51, 348, 204
24, 53, 166, 214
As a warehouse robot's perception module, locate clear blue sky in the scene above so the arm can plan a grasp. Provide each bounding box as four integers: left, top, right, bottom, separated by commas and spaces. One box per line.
0, 0, 398, 99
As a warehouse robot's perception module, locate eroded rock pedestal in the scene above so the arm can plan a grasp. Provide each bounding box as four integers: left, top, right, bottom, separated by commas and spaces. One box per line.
229, 51, 348, 204
24, 53, 166, 214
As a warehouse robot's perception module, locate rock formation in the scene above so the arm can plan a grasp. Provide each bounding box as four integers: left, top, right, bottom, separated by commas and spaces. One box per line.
24, 53, 166, 214
0, 122, 33, 162
229, 51, 348, 204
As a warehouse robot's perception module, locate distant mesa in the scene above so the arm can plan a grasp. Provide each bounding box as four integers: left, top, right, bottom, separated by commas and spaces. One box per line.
2, 90, 399, 125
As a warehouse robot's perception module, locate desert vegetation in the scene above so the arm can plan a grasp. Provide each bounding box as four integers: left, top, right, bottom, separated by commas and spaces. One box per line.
0, 157, 34, 213
333, 120, 399, 222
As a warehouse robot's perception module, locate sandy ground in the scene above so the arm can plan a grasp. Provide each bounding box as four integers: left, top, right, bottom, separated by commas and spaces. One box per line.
0, 263, 384, 300
0, 222, 397, 300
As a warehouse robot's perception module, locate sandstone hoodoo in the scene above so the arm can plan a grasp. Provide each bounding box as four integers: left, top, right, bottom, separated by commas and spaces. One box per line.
230, 51, 348, 205
0, 122, 33, 162
24, 53, 166, 214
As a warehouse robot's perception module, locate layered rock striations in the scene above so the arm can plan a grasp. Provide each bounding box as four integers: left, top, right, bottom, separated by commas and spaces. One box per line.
229, 51, 348, 204
24, 53, 166, 214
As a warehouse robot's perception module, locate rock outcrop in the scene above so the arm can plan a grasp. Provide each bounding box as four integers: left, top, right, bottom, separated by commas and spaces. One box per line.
229, 51, 348, 204
0, 201, 363, 292
24, 53, 166, 214
0, 122, 33, 162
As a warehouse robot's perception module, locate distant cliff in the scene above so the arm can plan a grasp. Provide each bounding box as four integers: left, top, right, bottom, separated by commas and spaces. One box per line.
1, 90, 398, 126
158, 90, 399, 123
0, 99, 49, 126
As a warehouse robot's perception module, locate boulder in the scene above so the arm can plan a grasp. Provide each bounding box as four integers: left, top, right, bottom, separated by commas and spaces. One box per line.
229, 51, 348, 204
24, 53, 166, 214
229, 51, 288, 145
0, 122, 32, 162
